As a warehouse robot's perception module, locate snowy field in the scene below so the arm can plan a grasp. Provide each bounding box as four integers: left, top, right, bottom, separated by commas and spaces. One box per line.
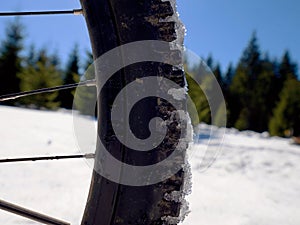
0, 106, 300, 225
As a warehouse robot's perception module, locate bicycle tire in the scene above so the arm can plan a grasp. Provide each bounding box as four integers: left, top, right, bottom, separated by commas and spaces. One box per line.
79, 1, 188, 224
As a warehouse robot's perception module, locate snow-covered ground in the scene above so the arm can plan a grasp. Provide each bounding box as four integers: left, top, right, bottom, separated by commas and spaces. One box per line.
185, 125, 300, 225
0, 106, 299, 224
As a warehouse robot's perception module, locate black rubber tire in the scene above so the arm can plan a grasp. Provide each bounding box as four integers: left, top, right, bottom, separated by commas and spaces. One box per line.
79, 1, 187, 224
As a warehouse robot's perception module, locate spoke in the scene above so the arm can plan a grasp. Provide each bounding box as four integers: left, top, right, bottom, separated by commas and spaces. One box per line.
0, 153, 95, 164
0, 79, 96, 102
0, 9, 83, 17
0, 198, 70, 225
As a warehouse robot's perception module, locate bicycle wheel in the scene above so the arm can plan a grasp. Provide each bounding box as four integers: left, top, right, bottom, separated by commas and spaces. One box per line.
79, 0, 189, 224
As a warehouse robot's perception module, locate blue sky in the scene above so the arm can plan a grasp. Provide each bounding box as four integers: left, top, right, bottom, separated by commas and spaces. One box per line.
178, 0, 300, 72
0, 0, 300, 73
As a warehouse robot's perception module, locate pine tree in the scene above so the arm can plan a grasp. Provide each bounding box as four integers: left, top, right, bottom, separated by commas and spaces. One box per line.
277, 51, 297, 94
206, 54, 214, 69
229, 66, 249, 129
59, 45, 80, 109
279, 51, 297, 82
18, 49, 63, 109
240, 32, 261, 79
275, 51, 298, 93
229, 32, 262, 131
251, 56, 277, 131
224, 63, 234, 90
212, 63, 221, 83
223, 63, 235, 127
0, 19, 24, 104
269, 79, 300, 137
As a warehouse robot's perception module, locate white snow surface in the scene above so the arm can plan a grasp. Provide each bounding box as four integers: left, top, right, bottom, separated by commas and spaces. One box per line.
0, 106, 93, 224
0, 106, 300, 225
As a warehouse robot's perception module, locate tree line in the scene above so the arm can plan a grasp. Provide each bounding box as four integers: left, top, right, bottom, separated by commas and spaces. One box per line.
0, 20, 94, 112
187, 32, 300, 137
0, 20, 299, 137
